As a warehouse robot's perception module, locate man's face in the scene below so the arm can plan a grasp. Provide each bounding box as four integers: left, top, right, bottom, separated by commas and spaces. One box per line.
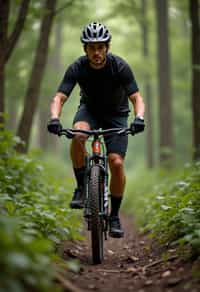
84, 42, 109, 69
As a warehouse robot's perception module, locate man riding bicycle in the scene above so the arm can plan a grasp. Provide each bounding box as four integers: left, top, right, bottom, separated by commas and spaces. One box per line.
47, 22, 145, 238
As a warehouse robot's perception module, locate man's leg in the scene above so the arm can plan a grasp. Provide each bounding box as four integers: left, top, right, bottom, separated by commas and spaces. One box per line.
70, 121, 90, 208
108, 153, 125, 238
70, 104, 100, 208
109, 153, 126, 198
102, 114, 128, 237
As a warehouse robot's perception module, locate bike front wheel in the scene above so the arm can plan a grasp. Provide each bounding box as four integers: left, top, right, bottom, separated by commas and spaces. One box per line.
89, 165, 104, 264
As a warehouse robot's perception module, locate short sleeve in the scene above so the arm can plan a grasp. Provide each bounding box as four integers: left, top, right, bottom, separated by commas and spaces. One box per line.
57, 64, 77, 96
119, 62, 139, 96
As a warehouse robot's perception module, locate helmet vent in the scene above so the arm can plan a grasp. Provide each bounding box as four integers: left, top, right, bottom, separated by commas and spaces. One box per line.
99, 27, 103, 36
87, 27, 92, 38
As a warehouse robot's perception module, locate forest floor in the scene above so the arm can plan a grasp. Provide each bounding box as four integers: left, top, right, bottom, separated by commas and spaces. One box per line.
58, 214, 200, 292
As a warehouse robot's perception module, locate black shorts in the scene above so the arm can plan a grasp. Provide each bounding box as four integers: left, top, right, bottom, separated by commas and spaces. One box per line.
73, 104, 129, 158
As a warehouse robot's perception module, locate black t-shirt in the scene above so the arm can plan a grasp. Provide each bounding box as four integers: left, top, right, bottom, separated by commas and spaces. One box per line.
58, 53, 139, 115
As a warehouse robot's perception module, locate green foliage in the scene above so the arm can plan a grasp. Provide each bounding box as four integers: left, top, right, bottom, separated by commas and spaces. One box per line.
124, 163, 200, 257
0, 130, 82, 291
0, 216, 57, 292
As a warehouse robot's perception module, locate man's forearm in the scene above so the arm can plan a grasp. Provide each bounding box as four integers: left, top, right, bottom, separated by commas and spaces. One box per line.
129, 92, 145, 117
50, 92, 68, 119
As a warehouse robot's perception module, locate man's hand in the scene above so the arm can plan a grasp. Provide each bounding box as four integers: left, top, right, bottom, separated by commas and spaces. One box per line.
47, 118, 62, 135
130, 116, 145, 135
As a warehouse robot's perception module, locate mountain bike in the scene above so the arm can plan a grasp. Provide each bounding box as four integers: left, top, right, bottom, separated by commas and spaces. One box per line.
59, 127, 132, 264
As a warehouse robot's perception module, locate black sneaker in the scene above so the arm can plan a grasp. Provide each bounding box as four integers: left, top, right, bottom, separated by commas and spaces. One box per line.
109, 216, 124, 238
70, 187, 84, 209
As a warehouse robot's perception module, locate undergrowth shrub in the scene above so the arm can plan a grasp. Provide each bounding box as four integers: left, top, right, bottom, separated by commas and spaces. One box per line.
125, 163, 200, 257
0, 130, 82, 291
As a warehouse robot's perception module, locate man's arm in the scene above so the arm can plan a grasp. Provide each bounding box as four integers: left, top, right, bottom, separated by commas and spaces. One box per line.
129, 91, 145, 118
129, 91, 145, 134
50, 92, 68, 119
47, 92, 68, 134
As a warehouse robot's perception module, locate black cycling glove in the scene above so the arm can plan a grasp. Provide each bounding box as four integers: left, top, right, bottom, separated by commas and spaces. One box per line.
130, 116, 145, 135
47, 118, 62, 135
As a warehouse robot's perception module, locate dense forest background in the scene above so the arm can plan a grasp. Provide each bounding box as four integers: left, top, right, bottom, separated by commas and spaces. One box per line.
1, 0, 199, 171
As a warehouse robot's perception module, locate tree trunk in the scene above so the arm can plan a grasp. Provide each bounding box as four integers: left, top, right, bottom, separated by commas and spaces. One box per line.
189, 0, 200, 160
16, 0, 57, 153
5, 0, 30, 62
38, 108, 49, 149
0, 62, 5, 127
141, 0, 154, 168
0, 0, 9, 126
0, 0, 30, 127
155, 0, 174, 165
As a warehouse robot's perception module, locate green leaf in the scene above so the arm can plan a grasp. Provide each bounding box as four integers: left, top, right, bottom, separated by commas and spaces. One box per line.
7, 252, 31, 269
5, 201, 16, 215
66, 259, 80, 273
161, 205, 172, 211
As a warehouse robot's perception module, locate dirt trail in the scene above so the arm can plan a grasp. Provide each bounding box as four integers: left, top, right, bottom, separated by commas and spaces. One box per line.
60, 214, 200, 292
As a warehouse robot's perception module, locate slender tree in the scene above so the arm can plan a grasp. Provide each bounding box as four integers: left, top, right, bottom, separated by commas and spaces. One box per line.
141, 0, 154, 168
189, 0, 200, 160
16, 0, 57, 153
155, 0, 174, 165
38, 108, 49, 149
0, 0, 30, 126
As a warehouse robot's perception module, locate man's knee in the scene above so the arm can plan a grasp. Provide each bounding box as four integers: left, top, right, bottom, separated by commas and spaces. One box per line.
72, 121, 90, 144
108, 153, 124, 171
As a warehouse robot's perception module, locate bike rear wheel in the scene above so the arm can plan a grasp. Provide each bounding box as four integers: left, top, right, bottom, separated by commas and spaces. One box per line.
89, 165, 104, 264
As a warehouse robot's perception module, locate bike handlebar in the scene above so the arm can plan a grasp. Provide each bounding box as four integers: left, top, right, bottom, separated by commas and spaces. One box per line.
58, 127, 134, 139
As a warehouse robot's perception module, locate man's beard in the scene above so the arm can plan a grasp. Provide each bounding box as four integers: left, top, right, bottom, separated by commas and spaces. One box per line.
89, 56, 107, 68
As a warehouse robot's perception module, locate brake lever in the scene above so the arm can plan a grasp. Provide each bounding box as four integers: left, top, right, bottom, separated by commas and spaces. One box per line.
117, 129, 126, 135
66, 129, 75, 139
118, 128, 131, 136
58, 129, 74, 138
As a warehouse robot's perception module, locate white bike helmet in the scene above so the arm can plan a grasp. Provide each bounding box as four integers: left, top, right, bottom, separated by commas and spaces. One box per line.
81, 22, 111, 43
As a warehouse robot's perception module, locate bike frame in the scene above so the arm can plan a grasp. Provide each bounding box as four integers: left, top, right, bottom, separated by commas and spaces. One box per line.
59, 127, 132, 263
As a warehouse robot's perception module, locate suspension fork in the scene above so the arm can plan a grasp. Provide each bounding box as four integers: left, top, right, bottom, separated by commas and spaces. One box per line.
92, 137, 109, 216
83, 155, 91, 219
103, 156, 109, 239
103, 156, 109, 215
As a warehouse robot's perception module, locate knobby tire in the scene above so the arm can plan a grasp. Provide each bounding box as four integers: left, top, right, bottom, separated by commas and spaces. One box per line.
89, 165, 104, 264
